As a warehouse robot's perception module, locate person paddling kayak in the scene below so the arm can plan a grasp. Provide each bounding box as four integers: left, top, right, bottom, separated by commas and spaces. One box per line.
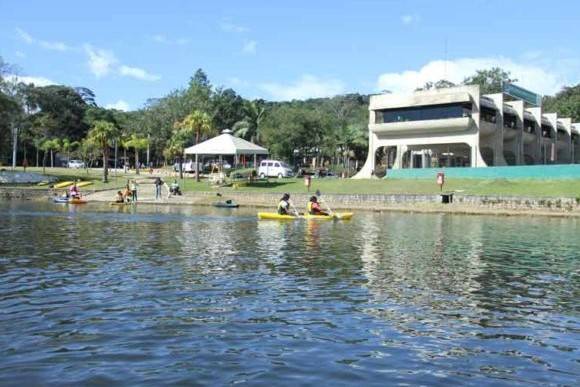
278, 193, 291, 215
307, 196, 328, 216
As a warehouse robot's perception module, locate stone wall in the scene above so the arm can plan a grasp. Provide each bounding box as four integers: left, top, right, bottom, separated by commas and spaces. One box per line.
0, 188, 49, 200
186, 192, 580, 213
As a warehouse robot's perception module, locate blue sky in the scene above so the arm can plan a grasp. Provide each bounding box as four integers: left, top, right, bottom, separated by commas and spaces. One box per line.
1, 0, 578, 111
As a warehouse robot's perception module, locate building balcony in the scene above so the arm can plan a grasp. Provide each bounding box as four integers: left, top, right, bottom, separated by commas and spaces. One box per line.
371, 117, 474, 137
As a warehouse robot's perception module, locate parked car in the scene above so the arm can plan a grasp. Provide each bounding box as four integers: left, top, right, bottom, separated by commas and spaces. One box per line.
258, 160, 294, 178
173, 160, 202, 173
67, 159, 85, 168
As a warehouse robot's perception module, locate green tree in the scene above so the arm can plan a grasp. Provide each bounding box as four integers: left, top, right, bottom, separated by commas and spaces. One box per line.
124, 134, 149, 175
233, 100, 266, 143
211, 87, 245, 129
25, 85, 89, 139
543, 84, 580, 121
87, 120, 118, 182
61, 138, 80, 166
463, 67, 517, 94
176, 110, 215, 145
169, 110, 214, 180
416, 79, 456, 91
39, 138, 60, 172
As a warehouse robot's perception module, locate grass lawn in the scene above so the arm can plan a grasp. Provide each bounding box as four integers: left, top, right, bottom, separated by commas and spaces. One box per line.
4, 167, 580, 198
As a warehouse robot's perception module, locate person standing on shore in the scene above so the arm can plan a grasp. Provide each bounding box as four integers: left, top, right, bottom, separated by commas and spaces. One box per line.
130, 179, 138, 202
154, 177, 164, 200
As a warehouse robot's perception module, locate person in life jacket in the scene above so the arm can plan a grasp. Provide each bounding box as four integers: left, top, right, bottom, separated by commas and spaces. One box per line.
307, 196, 328, 216
278, 193, 291, 215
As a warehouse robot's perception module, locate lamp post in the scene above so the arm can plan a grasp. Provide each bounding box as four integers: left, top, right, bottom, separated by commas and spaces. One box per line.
11, 126, 18, 171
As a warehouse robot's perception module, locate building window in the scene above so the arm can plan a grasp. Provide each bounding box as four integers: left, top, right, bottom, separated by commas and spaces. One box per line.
523, 119, 536, 134
481, 106, 497, 123
504, 113, 517, 129
541, 125, 554, 138
375, 102, 472, 124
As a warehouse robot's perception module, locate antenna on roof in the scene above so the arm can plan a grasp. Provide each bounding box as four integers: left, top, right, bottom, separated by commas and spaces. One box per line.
444, 37, 448, 81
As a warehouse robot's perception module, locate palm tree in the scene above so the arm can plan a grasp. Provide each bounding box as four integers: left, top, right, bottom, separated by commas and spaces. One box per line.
176, 110, 215, 145
87, 120, 118, 182
124, 134, 149, 175
174, 110, 215, 181
61, 138, 79, 166
233, 100, 266, 143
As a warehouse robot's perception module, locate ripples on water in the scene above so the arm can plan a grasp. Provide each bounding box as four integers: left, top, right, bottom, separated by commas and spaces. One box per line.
0, 202, 578, 385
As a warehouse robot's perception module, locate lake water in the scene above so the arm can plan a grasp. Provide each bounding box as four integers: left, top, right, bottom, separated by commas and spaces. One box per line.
0, 201, 578, 386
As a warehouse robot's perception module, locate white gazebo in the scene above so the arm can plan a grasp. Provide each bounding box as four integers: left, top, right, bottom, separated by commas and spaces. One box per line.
184, 129, 268, 176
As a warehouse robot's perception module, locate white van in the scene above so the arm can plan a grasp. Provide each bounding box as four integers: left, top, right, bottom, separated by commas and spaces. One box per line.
258, 160, 294, 178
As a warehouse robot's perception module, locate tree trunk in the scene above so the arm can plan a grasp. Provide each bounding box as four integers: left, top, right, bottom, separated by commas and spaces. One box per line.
195, 153, 199, 182
50, 149, 54, 168
123, 147, 127, 172
103, 147, 109, 183
135, 149, 140, 175
36, 147, 39, 167
179, 155, 183, 180
146, 134, 150, 167
42, 151, 47, 174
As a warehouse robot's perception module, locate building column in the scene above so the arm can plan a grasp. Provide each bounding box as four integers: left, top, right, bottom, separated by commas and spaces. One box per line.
505, 101, 524, 165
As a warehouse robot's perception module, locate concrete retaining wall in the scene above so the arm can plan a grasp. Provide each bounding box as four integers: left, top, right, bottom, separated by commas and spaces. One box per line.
184, 191, 580, 213
0, 188, 49, 200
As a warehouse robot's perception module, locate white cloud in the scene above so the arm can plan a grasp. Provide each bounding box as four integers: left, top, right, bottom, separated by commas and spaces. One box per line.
152, 34, 189, 45
15, 51, 26, 58
228, 77, 249, 87
376, 57, 566, 96
401, 14, 420, 25
105, 99, 130, 111
242, 40, 257, 55
220, 20, 248, 33
84, 44, 117, 78
119, 65, 160, 81
260, 75, 346, 101
15, 27, 70, 51
38, 40, 69, 51
6, 74, 56, 87
16, 28, 34, 43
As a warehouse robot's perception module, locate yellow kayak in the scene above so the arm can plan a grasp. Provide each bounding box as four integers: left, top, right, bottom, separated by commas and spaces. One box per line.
76, 181, 93, 187
257, 212, 353, 221
54, 181, 75, 188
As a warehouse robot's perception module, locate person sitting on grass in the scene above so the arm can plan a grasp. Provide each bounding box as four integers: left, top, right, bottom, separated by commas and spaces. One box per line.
307, 196, 328, 216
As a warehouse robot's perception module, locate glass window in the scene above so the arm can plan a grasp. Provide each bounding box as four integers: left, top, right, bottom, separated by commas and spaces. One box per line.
481, 106, 497, 123
274, 163, 280, 167
260, 161, 266, 166
541, 125, 553, 138
504, 113, 517, 129
524, 119, 536, 134
267, 162, 273, 167
376, 102, 472, 124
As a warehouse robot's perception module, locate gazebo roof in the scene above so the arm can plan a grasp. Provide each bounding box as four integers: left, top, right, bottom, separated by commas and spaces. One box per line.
184, 130, 269, 155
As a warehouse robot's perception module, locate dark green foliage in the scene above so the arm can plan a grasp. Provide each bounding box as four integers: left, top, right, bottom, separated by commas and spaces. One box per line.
543, 84, 580, 121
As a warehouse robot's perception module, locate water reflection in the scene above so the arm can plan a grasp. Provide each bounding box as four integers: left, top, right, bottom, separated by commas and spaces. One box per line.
0, 201, 578, 385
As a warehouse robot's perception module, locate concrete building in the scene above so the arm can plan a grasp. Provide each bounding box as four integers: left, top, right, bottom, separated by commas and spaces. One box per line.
354, 84, 579, 178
